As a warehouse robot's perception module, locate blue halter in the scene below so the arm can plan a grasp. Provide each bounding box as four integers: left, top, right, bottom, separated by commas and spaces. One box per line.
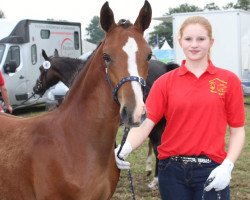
104, 66, 146, 104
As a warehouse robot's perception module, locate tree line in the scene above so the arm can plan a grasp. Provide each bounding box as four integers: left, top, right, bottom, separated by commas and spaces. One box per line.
147, 0, 249, 48
1, 0, 249, 47
83, 0, 249, 47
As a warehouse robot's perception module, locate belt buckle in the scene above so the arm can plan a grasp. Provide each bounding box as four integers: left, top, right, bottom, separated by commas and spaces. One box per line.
172, 156, 180, 162
182, 159, 189, 164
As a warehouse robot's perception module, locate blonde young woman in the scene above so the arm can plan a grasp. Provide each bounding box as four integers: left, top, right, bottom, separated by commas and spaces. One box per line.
115, 16, 245, 200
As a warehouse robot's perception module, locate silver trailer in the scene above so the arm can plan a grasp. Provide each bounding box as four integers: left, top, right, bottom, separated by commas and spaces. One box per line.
0, 19, 82, 109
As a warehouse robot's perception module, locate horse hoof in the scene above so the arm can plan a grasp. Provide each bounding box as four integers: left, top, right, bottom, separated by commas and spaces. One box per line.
148, 177, 158, 190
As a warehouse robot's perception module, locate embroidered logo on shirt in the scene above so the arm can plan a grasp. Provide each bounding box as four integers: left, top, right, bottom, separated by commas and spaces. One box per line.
209, 78, 227, 96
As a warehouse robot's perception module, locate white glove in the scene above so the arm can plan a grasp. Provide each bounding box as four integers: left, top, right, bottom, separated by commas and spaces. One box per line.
114, 142, 133, 170
204, 158, 234, 192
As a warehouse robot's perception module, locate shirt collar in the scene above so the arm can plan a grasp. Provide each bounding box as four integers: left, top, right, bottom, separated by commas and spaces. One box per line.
177, 60, 217, 76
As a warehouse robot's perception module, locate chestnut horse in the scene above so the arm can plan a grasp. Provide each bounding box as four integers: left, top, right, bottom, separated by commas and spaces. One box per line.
0, 1, 152, 199
33, 51, 179, 190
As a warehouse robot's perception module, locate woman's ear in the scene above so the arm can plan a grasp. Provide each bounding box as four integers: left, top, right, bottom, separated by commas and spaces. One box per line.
178, 38, 182, 48
210, 38, 214, 48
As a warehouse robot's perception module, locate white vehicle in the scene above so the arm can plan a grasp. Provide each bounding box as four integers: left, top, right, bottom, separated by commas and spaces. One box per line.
0, 19, 82, 110
45, 82, 69, 111
155, 9, 250, 95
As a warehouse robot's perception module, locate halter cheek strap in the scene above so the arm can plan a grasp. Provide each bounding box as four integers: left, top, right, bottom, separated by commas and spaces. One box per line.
34, 68, 49, 96
113, 76, 146, 103
104, 66, 146, 104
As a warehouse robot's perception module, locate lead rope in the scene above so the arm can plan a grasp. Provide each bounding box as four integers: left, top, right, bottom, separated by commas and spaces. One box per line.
202, 190, 221, 200
117, 126, 136, 200
11, 92, 40, 111
202, 178, 221, 200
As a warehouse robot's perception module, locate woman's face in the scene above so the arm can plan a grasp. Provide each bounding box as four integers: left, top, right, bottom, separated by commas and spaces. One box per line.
179, 23, 214, 62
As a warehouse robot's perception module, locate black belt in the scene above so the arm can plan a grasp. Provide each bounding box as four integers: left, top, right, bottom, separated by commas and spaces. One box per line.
170, 155, 212, 164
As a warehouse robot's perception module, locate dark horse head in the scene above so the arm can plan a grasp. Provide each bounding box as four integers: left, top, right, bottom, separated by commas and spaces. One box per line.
33, 49, 88, 96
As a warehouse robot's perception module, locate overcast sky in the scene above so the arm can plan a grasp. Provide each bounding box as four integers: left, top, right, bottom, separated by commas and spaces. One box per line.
0, 0, 237, 38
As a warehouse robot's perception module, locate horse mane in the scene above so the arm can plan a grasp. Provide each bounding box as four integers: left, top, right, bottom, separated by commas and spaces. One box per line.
49, 57, 85, 86
50, 45, 101, 87
164, 62, 179, 72
66, 43, 102, 85
117, 19, 132, 28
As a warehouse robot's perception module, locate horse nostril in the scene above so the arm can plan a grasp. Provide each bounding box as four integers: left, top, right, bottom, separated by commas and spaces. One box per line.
121, 106, 128, 120
121, 106, 132, 125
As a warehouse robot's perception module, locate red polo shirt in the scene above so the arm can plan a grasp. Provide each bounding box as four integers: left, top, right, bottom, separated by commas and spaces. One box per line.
0, 71, 5, 111
0, 71, 4, 86
146, 60, 245, 163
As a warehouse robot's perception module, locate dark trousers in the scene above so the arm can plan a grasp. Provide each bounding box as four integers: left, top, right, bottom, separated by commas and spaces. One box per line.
158, 158, 230, 200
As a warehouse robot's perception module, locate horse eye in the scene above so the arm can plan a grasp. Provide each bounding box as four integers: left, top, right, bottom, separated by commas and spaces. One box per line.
103, 53, 111, 64
147, 53, 152, 61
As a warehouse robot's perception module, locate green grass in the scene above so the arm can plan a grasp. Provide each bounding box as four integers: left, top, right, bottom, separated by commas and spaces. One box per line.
16, 99, 250, 200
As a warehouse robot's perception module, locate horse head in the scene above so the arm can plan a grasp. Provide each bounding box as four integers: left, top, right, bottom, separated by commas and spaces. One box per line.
100, 0, 152, 126
33, 49, 61, 95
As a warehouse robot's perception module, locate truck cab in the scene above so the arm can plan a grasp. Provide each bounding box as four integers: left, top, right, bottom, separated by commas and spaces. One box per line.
0, 43, 30, 105
0, 19, 82, 110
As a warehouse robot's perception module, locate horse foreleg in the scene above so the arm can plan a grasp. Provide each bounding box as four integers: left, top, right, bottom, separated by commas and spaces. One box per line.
145, 140, 153, 176
148, 139, 159, 190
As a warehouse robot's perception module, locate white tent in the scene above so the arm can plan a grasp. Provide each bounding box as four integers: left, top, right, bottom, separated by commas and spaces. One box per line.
153, 40, 175, 63
82, 40, 97, 53
152, 46, 159, 51
160, 40, 172, 50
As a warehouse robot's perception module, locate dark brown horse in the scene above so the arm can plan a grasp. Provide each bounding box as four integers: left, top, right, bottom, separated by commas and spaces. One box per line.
33, 49, 89, 95
0, 1, 152, 199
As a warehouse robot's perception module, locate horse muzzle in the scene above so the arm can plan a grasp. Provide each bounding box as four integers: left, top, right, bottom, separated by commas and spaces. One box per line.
120, 105, 146, 127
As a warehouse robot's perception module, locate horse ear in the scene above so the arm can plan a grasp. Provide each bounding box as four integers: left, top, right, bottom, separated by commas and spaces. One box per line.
54, 49, 59, 57
42, 49, 49, 61
134, 0, 152, 33
100, 1, 116, 32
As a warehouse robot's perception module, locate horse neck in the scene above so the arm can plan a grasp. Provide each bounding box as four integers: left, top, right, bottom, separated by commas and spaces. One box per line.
54, 59, 83, 87
58, 46, 120, 134
66, 59, 85, 86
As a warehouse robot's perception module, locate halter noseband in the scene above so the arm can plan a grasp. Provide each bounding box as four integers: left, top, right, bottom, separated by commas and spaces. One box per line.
34, 70, 48, 96
34, 61, 51, 95
104, 66, 146, 104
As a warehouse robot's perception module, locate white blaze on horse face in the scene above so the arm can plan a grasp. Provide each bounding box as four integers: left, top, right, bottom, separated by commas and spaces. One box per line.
122, 37, 145, 123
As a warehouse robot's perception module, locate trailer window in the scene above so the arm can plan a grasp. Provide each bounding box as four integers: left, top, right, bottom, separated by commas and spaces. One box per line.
31, 44, 37, 65
74, 31, 80, 50
0, 44, 5, 64
40, 30, 50, 39
4, 46, 20, 67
